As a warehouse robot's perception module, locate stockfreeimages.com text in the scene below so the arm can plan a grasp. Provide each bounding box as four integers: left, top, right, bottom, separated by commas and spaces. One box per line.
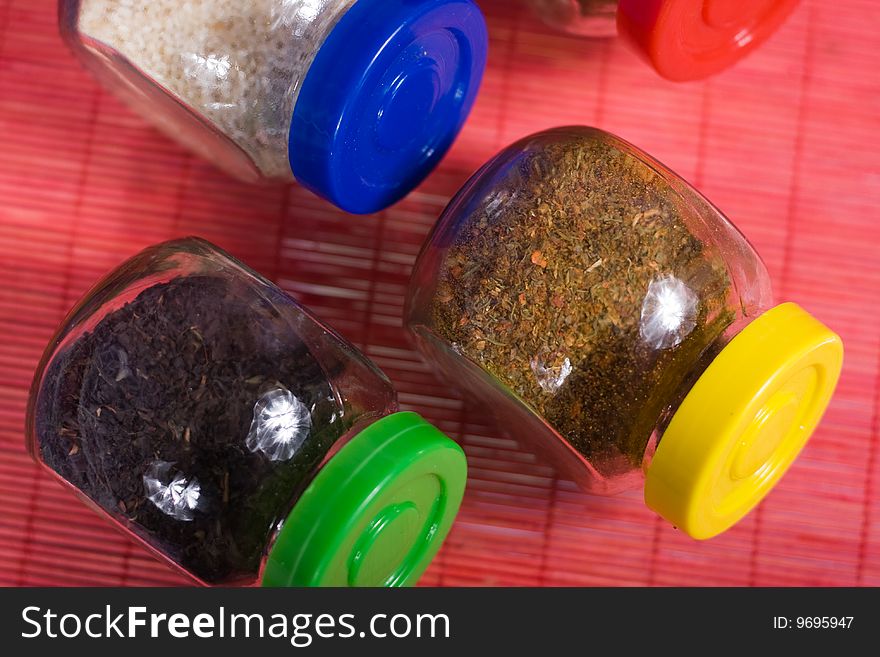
21, 605, 450, 646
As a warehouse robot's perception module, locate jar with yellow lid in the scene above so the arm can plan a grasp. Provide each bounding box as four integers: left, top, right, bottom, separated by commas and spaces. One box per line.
406, 126, 843, 539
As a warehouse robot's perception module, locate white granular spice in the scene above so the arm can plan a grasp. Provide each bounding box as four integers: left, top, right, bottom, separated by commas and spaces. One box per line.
75, 0, 357, 179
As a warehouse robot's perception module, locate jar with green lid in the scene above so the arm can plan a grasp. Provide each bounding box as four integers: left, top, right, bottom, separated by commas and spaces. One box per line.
406, 126, 843, 539
27, 238, 466, 586
524, 0, 801, 81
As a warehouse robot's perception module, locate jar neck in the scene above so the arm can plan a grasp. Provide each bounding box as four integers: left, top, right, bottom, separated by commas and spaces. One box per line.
642, 313, 757, 471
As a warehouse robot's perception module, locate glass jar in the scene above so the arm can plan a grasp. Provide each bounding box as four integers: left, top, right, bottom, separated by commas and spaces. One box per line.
406, 126, 842, 539
527, 0, 619, 37
524, 0, 801, 81
27, 238, 466, 587
59, 0, 487, 213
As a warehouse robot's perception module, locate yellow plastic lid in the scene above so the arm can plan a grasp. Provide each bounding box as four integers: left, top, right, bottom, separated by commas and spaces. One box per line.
645, 303, 843, 540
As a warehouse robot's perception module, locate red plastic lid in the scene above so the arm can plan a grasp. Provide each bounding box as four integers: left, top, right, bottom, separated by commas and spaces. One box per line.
617, 0, 800, 81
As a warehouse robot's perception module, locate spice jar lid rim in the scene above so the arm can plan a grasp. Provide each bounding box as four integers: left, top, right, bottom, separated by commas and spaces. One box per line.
261, 411, 466, 587
645, 302, 843, 539
617, 0, 801, 81
288, 0, 488, 214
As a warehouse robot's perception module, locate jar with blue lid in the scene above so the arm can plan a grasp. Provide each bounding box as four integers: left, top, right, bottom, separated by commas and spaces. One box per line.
59, 0, 488, 213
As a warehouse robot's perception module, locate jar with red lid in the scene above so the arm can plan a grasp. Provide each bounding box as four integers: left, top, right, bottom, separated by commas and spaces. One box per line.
525, 0, 801, 80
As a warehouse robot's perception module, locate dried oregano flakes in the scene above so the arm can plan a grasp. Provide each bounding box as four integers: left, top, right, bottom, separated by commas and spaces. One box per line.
428, 128, 735, 471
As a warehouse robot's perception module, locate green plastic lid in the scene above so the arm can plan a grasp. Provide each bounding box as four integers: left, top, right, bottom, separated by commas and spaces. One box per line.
262, 412, 466, 587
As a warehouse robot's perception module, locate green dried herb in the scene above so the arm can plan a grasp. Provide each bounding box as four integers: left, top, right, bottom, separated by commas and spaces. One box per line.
430, 131, 735, 470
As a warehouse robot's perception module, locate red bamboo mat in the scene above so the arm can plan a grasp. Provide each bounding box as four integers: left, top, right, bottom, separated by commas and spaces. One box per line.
1, 0, 878, 587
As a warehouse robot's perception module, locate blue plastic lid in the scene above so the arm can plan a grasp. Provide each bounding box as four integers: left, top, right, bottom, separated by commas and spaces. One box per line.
288, 0, 488, 215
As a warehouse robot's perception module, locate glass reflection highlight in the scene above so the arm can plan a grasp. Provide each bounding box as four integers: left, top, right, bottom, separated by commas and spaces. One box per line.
143, 460, 202, 522
640, 275, 699, 350
246, 386, 312, 461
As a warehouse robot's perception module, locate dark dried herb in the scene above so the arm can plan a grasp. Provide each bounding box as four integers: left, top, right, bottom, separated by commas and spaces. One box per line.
34, 275, 345, 585
430, 132, 735, 470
